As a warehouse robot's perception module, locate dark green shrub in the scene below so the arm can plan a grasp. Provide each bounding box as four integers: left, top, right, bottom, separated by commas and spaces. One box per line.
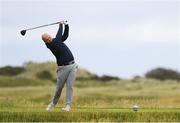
90, 75, 120, 82
145, 68, 180, 81
99, 75, 120, 81
0, 66, 25, 76
77, 74, 120, 82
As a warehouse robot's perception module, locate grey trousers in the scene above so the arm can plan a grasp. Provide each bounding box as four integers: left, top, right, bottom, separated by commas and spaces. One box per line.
51, 63, 78, 106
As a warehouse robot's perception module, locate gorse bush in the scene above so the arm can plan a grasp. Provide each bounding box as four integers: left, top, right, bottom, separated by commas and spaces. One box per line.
0, 66, 25, 76
97, 75, 120, 81
77, 74, 120, 82
145, 68, 180, 81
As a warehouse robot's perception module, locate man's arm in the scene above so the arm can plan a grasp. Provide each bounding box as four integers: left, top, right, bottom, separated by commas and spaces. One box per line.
55, 24, 63, 41
61, 24, 69, 42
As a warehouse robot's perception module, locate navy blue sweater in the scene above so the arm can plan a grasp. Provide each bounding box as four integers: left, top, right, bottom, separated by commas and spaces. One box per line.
45, 24, 74, 66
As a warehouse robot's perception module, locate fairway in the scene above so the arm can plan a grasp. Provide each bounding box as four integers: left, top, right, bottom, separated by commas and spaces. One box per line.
0, 79, 180, 122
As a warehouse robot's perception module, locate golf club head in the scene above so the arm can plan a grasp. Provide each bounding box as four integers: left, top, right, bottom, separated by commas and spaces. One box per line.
20, 30, 26, 36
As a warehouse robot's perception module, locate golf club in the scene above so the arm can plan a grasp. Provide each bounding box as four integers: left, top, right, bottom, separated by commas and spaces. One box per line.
20, 20, 67, 36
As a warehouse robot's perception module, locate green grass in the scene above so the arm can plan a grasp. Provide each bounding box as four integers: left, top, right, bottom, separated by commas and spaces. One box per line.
0, 108, 179, 122
0, 79, 180, 122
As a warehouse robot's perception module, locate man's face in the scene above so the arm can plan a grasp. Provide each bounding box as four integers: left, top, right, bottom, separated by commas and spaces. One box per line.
42, 33, 53, 43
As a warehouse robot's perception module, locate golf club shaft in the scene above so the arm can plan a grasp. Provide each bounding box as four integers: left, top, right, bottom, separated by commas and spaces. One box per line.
25, 21, 67, 31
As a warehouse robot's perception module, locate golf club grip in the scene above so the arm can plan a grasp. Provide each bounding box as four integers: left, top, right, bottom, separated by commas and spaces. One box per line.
26, 21, 67, 31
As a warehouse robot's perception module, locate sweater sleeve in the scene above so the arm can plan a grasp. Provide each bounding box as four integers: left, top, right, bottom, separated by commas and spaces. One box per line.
61, 24, 69, 42
55, 24, 63, 41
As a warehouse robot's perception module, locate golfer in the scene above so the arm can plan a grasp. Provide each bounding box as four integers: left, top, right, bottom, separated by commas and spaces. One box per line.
42, 21, 77, 112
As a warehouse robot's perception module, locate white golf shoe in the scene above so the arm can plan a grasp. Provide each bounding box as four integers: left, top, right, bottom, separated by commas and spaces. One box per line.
62, 105, 71, 112
46, 102, 55, 112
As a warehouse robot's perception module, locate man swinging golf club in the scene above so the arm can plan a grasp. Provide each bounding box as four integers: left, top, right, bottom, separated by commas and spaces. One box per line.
42, 21, 78, 112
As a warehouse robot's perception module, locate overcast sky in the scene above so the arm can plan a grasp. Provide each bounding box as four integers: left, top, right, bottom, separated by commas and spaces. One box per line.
0, 0, 179, 78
